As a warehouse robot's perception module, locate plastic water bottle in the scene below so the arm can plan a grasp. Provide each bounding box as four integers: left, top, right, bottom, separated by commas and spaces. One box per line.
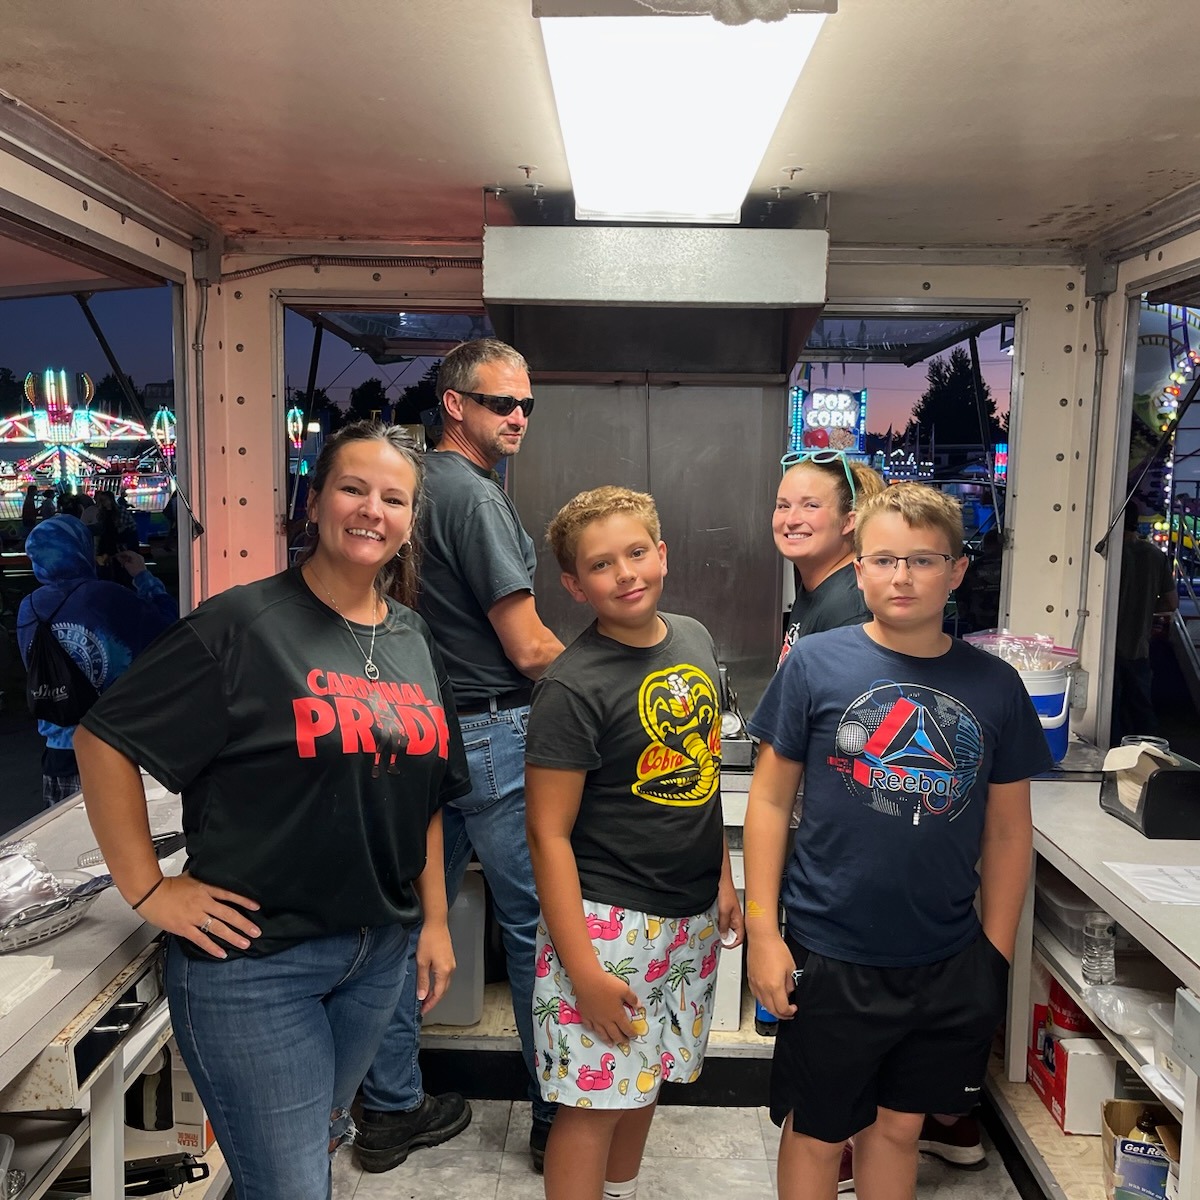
1081, 910, 1116, 985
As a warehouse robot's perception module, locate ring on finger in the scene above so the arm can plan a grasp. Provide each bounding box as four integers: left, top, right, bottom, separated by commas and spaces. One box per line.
200, 916, 214, 935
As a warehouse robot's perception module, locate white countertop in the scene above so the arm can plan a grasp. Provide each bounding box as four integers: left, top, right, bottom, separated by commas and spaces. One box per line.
1031, 778, 1200, 993
0, 784, 176, 1093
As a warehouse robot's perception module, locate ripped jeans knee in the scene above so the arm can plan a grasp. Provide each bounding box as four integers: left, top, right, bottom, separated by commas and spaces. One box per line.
329, 1106, 356, 1154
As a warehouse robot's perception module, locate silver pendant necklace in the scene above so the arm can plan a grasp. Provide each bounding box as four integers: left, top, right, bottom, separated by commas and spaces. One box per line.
306, 564, 381, 680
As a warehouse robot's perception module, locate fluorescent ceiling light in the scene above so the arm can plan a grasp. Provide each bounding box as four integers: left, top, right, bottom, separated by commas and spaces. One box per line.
540, 13, 826, 224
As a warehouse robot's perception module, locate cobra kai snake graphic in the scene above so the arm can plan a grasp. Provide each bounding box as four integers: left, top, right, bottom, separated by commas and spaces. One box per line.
633, 665, 721, 806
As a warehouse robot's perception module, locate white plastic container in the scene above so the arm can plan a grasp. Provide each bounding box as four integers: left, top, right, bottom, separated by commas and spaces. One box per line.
1148, 1001, 1184, 1089
435, 868, 485, 1027
1034, 862, 1143, 956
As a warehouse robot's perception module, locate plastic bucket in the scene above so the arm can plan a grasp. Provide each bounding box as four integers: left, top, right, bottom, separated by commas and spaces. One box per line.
1019, 666, 1069, 763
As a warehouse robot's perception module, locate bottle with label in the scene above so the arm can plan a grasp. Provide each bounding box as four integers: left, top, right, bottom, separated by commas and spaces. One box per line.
1081, 910, 1116, 985
754, 999, 778, 1038
1127, 1110, 1163, 1144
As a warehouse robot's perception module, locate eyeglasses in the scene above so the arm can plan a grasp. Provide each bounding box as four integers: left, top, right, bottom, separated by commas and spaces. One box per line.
857, 553, 957, 577
779, 448, 856, 507
457, 390, 535, 418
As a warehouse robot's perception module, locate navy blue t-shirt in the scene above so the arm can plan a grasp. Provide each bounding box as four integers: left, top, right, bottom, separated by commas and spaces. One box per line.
748, 625, 1052, 967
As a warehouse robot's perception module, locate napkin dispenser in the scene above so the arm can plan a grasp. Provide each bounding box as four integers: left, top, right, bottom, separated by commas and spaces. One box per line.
1099, 742, 1200, 839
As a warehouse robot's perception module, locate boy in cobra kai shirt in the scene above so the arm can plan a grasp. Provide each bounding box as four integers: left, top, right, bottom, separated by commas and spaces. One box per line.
525, 486, 744, 1200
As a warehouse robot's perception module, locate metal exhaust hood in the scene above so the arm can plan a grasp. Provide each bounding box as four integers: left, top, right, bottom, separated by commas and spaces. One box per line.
483, 225, 828, 375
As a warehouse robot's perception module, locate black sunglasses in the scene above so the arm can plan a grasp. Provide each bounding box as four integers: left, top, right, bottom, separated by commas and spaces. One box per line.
457, 390, 535, 418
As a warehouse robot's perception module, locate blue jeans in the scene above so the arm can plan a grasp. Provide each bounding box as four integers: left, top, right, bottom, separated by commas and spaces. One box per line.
166, 924, 411, 1200
361, 702, 555, 1126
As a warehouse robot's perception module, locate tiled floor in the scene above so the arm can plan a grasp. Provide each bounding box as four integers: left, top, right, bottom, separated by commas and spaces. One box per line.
332, 1101, 1022, 1199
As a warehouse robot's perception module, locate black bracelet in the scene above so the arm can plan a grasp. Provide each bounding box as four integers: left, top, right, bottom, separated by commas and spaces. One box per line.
131, 877, 165, 911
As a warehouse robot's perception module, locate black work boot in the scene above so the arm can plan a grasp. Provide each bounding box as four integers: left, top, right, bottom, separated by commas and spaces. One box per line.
355, 1093, 472, 1173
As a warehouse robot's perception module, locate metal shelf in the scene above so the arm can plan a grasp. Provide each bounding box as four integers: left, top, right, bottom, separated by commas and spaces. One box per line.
1033, 919, 1184, 1122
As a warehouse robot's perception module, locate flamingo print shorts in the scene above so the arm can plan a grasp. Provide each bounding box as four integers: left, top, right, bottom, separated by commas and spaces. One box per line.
531, 897, 721, 1109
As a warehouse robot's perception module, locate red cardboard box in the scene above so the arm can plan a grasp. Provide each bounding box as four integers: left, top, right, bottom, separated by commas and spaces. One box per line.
1049, 978, 1099, 1037
1027, 1014, 1116, 1135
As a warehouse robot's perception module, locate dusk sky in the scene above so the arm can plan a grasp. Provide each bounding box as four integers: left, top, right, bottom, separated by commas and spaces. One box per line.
0, 287, 1012, 432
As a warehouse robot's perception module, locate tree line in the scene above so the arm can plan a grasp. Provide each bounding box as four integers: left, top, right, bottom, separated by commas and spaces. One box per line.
288, 364, 440, 433
2, 347, 1005, 451
864, 346, 1008, 451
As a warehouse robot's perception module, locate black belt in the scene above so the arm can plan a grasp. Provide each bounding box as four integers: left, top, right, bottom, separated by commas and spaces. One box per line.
458, 686, 533, 715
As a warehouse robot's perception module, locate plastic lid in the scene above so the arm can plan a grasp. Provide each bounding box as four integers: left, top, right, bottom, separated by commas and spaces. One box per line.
1148, 1002, 1174, 1034
1035, 861, 1093, 914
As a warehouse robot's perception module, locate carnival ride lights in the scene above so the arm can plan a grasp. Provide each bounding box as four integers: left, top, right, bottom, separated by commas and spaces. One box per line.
1162, 347, 1200, 429
0, 370, 173, 496
151, 406, 177, 460
286, 406, 305, 450
1155, 346, 1200, 523
884, 447, 934, 481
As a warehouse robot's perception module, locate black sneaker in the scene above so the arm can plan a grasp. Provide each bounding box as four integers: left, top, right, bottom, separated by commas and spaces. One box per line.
355, 1094, 472, 1173
530, 1117, 553, 1174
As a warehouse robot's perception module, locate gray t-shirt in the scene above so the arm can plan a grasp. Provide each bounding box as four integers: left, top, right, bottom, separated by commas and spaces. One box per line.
526, 614, 725, 917
417, 451, 537, 706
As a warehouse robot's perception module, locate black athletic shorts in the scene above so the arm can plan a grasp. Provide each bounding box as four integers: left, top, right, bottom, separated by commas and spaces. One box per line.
768, 930, 1009, 1142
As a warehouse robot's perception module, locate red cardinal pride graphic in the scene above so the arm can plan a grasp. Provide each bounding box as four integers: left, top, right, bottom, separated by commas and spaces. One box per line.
292, 669, 450, 763
830, 681, 982, 825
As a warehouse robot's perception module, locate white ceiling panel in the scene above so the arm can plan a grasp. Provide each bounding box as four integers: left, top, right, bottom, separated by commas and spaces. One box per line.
0, 0, 1195, 250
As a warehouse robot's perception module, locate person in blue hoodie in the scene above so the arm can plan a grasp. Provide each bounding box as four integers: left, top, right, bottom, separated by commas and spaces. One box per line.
17, 515, 177, 806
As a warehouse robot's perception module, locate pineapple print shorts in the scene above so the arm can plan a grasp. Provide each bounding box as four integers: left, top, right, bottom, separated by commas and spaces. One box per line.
531, 897, 721, 1109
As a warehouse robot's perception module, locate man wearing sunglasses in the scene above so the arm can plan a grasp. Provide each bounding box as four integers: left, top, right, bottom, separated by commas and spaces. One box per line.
358, 338, 564, 1175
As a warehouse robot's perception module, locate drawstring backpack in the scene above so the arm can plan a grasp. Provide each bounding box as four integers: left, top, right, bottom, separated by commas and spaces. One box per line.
25, 590, 100, 725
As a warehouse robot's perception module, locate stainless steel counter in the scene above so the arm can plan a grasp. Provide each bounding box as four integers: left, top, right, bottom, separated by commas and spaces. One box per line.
0, 779, 185, 1199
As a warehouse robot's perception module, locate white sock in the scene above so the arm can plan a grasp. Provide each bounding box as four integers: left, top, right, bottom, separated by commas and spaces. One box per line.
603, 1178, 638, 1199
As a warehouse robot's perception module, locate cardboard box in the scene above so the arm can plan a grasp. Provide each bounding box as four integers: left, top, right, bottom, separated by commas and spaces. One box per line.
1027, 1023, 1116, 1134
1101, 1099, 1173, 1200
1049, 978, 1099, 1036
1158, 1123, 1181, 1200
168, 1038, 215, 1155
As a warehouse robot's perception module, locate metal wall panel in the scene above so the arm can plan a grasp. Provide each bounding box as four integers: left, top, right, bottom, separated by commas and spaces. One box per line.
509, 382, 784, 709
647, 385, 784, 710
509, 382, 651, 645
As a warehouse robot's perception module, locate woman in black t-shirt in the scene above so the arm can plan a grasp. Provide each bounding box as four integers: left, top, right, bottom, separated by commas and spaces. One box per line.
773, 450, 885, 665
75, 422, 469, 1200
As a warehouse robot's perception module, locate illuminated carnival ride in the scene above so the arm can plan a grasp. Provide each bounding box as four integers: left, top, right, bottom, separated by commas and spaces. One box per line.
0, 369, 176, 520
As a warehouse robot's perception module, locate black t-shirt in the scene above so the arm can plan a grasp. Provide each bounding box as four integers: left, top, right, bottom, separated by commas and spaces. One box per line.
417, 451, 538, 706
81, 568, 471, 956
1116, 537, 1175, 660
778, 562, 869, 666
525, 614, 725, 917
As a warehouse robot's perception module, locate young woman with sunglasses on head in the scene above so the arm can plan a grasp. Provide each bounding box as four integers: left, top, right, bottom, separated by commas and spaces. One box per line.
73, 421, 470, 1200
773, 449, 886, 664
769, 449, 885, 1191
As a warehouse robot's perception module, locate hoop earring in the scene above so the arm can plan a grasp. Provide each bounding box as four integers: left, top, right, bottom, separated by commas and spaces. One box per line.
396, 542, 410, 559
305, 520, 317, 538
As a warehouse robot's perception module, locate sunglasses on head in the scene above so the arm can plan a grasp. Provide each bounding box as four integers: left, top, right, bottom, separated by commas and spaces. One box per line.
779, 447, 857, 506
457, 390, 535, 418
